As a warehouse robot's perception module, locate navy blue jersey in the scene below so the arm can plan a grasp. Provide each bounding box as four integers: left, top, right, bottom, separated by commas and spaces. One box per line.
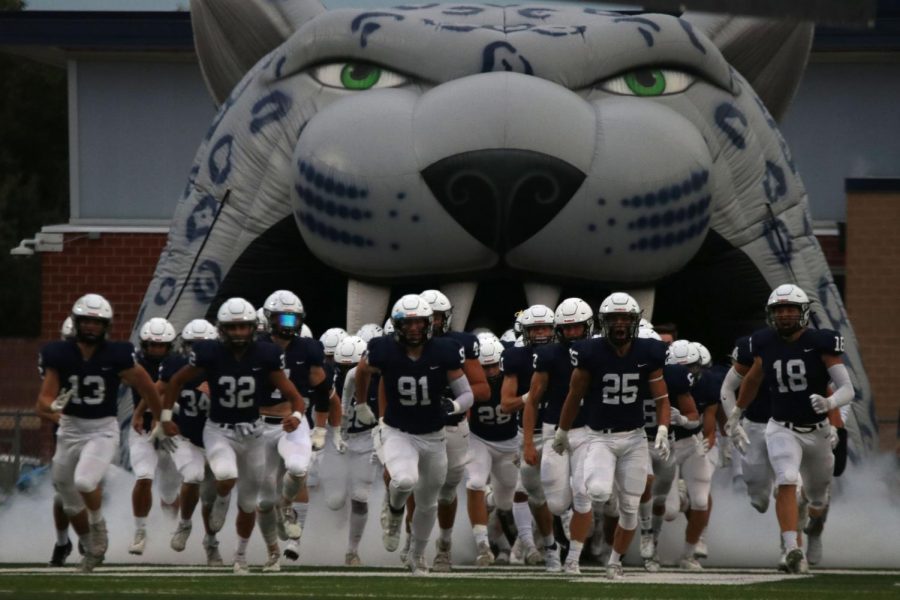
131, 352, 164, 432
733, 335, 771, 423
367, 336, 464, 434
469, 376, 518, 442
750, 327, 841, 425
39, 340, 135, 420
160, 355, 209, 447
189, 340, 284, 424
644, 363, 692, 438
533, 342, 586, 428
500, 345, 542, 432
259, 335, 324, 408
346, 370, 380, 434
674, 368, 721, 440
438, 331, 479, 425
572, 337, 667, 431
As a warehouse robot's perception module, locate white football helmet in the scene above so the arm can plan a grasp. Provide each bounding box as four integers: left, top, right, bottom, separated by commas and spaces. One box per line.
356, 323, 384, 343
640, 317, 653, 330
554, 297, 594, 343
300, 323, 313, 338
334, 335, 368, 366
389, 294, 433, 347
256, 308, 268, 333
217, 297, 257, 348
766, 284, 810, 334
598, 292, 642, 344
666, 339, 701, 367
420, 289, 453, 334
181, 319, 218, 342
263, 290, 305, 337
500, 328, 517, 343
518, 304, 555, 347
692, 342, 712, 368
320, 327, 348, 356
139, 317, 177, 344
71, 293, 113, 343
382, 317, 394, 335
477, 331, 499, 347
478, 336, 505, 367
637, 327, 662, 341
60, 316, 75, 340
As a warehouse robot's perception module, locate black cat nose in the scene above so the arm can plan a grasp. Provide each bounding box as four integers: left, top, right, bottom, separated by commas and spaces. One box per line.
422, 149, 585, 252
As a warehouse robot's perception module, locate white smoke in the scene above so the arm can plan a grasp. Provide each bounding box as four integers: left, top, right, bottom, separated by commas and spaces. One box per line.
2, 448, 898, 569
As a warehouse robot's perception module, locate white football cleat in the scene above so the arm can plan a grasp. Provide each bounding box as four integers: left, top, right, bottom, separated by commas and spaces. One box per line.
128, 528, 146, 556
204, 538, 223, 567
283, 539, 300, 561
90, 519, 109, 559
494, 549, 510, 565
170, 522, 192, 552
680, 556, 703, 571
606, 562, 624, 580
233, 554, 250, 575
399, 534, 411, 567
639, 531, 655, 560
409, 554, 429, 576
806, 533, 823, 565
281, 506, 302, 540
562, 559, 580, 575
382, 507, 403, 552
523, 543, 544, 566
262, 551, 281, 573
643, 557, 660, 573
345, 551, 361, 566
475, 541, 495, 567
544, 544, 562, 573
432, 539, 452, 572
784, 548, 806, 574
694, 534, 708, 559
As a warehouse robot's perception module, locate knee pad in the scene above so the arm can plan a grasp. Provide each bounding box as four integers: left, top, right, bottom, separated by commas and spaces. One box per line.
392, 475, 415, 494
587, 481, 613, 507
603, 497, 619, 518
571, 491, 591, 516
74, 472, 101, 494
618, 494, 640, 531
283, 457, 309, 480
777, 469, 800, 487
237, 491, 258, 514
257, 498, 276, 513
351, 499, 368, 515
209, 457, 238, 482
282, 471, 306, 499
689, 496, 709, 511
326, 491, 347, 511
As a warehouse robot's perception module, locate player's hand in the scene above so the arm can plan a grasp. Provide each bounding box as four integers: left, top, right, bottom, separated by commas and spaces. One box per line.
311, 426, 327, 451
551, 429, 570, 455
441, 397, 462, 416
355, 403, 376, 426
670, 407, 689, 427
162, 420, 179, 438
828, 425, 839, 450
197, 381, 210, 396
330, 426, 347, 454
158, 435, 177, 453
655, 425, 671, 461
718, 435, 733, 467
725, 407, 750, 453
131, 410, 144, 434
50, 388, 74, 413
810, 393, 836, 414
523, 442, 539, 466
282, 413, 301, 433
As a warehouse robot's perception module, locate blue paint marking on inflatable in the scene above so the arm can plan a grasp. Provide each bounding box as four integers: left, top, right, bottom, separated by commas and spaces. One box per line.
763, 160, 787, 203
612, 16, 661, 47
482, 41, 533, 74
762, 217, 793, 265
678, 19, 706, 54
208, 135, 234, 185
583, 7, 617, 16
393, 3, 439, 9
192, 260, 222, 302
629, 214, 710, 251
714, 103, 748, 150
351, 12, 405, 48
621, 170, 708, 208
250, 90, 293, 134
296, 210, 374, 248
627, 195, 710, 230
518, 7, 556, 20
275, 56, 287, 79
442, 5, 484, 16
154, 277, 177, 306
295, 184, 373, 221
186, 195, 219, 242
534, 25, 586, 37
183, 164, 200, 200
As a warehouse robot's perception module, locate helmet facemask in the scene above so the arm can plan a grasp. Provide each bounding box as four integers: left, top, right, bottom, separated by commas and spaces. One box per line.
523, 324, 554, 347
556, 322, 590, 346
601, 312, 640, 346
74, 316, 109, 346
219, 322, 255, 349
269, 312, 302, 340
393, 316, 433, 347
767, 303, 808, 338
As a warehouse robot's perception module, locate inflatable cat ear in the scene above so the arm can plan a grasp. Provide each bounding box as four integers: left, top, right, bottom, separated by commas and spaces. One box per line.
191, 0, 325, 105
682, 13, 814, 121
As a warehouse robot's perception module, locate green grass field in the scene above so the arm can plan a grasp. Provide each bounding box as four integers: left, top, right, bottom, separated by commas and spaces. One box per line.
1, 565, 898, 600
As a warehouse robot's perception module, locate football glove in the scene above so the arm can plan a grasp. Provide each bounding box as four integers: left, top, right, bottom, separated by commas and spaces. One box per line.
693, 432, 711, 456
441, 397, 462, 416
552, 428, 571, 455
311, 426, 327, 451
50, 387, 74, 412
355, 403, 376, 426
810, 393, 836, 415
828, 424, 839, 450
724, 406, 750, 453
330, 425, 347, 454
654, 425, 671, 461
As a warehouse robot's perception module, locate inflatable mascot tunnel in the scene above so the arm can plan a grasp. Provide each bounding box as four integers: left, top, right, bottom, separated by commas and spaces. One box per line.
135, 1, 876, 456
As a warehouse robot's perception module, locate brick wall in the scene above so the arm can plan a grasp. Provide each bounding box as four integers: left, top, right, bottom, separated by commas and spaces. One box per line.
40, 232, 167, 342
845, 190, 900, 452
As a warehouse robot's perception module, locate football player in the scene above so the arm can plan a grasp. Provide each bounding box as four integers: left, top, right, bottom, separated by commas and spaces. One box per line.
501, 305, 559, 571
37, 294, 165, 572
731, 284, 853, 573
418, 289, 490, 571
162, 319, 223, 565
352, 294, 474, 575
465, 336, 518, 567
555, 293, 671, 580
162, 297, 306, 574
522, 298, 594, 569
128, 317, 182, 555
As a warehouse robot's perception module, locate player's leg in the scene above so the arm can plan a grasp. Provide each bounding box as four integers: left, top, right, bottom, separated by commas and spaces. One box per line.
49, 493, 74, 566
409, 432, 448, 574
606, 431, 650, 580
128, 430, 158, 555
741, 421, 774, 513
235, 430, 267, 573
156, 448, 182, 519
380, 425, 419, 553
51, 432, 91, 567
170, 438, 205, 551
766, 421, 806, 573
799, 427, 835, 566
519, 446, 556, 570
278, 420, 312, 545
203, 423, 239, 535
679, 449, 714, 570
563, 428, 593, 574
345, 433, 377, 565
73, 423, 119, 570
433, 422, 468, 572
465, 435, 494, 567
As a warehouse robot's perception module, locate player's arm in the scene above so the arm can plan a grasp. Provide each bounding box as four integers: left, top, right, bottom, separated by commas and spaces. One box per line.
674, 391, 700, 426
810, 353, 854, 414
308, 365, 334, 414
702, 403, 718, 448
720, 361, 750, 414
35, 367, 62, 423
444, 368, 474, 415
121, 364, 163, 421
269, 370, 307, 429
500, 374, 523, 415
558, 367, 590, 432
163, 364, 204, 410
378, 378, 386, 418
353, 357, 380, 425
132, 396, 148, 433
463, 357, 490, 402
735, 357, 762, 410
522, 371, 548, 449
648, 368, 670, 429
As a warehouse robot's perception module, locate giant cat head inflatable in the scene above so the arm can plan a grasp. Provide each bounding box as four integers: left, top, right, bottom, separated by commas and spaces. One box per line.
135, 1, 875, 455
